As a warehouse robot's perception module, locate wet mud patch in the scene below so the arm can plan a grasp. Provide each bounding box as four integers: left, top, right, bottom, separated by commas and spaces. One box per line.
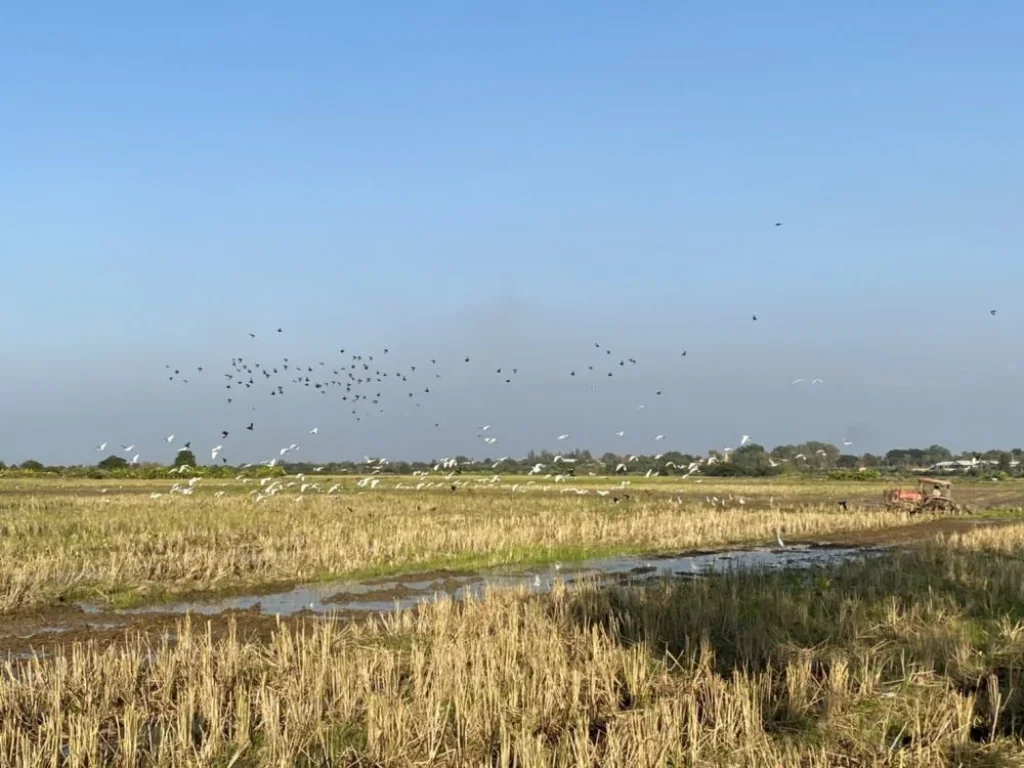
0, 606, 282, 661
73, 545, 878, 620
2, 518, 1015, 660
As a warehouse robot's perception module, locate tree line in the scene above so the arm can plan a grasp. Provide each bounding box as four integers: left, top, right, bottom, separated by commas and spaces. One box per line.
1, 442, 1021, 479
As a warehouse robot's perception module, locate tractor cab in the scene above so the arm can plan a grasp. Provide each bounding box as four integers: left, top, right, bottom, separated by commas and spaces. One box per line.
919, 477, 952, 500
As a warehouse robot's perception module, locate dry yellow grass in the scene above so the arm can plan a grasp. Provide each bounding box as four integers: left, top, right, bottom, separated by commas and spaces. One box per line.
0, 486, 922, 612
5, 531, 1024, 766
939, 520, 1024, 553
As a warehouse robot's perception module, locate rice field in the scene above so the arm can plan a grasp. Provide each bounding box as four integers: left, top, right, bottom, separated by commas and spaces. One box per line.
4, 521, 1024, 764
0, 475, 996, 613
3, 477, 1024, 764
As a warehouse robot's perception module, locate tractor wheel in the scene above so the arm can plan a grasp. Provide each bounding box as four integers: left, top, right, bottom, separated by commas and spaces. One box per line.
923, 498, 954, 514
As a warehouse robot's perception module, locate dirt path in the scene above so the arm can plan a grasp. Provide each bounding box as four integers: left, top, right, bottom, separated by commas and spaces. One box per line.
803, 516, 1019, 547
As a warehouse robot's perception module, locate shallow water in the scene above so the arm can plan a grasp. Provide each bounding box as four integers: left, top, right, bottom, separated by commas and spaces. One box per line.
80, 544, 880, 618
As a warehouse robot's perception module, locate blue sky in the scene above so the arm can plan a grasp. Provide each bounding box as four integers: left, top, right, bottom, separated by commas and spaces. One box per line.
2, 2, 1023, 465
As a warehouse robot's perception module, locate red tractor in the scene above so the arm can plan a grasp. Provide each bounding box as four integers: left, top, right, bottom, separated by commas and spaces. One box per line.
884, 477, 964, 515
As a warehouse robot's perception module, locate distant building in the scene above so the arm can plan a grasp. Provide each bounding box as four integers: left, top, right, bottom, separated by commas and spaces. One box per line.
917, 459, 1019, 474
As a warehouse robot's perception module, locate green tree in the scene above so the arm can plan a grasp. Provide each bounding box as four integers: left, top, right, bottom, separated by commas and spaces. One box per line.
731, 443, 770, 473
703, 462, 747, 477
174, 449, 196, 469
998, 452, 1013, 473
19, 459, 43, 470
860, 453, 881, 468
98, 455, 129, 470
836, 454, 860, 469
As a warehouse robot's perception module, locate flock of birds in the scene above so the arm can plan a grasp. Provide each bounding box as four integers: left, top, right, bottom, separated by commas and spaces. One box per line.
86, 303, 1005, 505
105, 328, 752, 471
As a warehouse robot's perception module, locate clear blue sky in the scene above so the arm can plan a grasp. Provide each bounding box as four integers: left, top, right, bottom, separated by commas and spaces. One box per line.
2, 2, 1023, 465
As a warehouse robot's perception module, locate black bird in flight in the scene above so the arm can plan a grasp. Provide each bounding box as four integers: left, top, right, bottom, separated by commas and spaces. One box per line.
246, 423, 254, 431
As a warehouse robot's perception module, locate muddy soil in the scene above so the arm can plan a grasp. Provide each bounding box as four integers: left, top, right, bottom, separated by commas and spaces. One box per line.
0, 607, 282, 660
802, 516, 1019, 547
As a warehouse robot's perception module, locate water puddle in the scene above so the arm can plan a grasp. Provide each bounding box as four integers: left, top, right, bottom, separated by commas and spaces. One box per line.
80, 544, 880, 618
